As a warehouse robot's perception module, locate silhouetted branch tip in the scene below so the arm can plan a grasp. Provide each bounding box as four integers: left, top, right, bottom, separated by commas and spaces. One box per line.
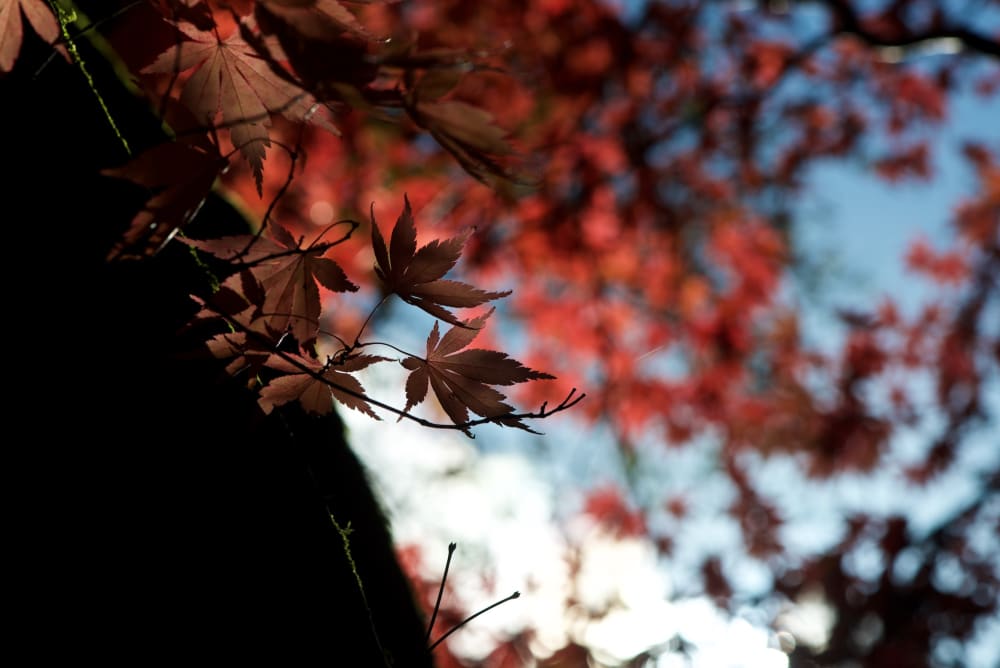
429, 589, 522, 652
426, 541, 458, 645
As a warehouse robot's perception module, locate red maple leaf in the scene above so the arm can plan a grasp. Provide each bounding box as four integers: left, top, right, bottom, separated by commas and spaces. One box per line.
185, 220, 358, 347
371, 195, 510, 328
259, 351, 386, 417
406, 90, 523, 187
257, 0, 372, 40
204, 330, 261, 376
143, 19, 337, 193
0, 0, 59, 72
102, 141, 228, 259
400, 310, 554, 435
185, 268, 279, 382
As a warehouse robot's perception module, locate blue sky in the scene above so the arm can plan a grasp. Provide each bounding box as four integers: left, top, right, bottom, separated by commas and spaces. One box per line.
794, 80, 1000, 318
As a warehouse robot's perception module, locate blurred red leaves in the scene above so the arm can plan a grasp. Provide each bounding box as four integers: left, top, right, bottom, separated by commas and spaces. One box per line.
582, 485, 646, 538
874, 142, 932, 181
905, 237, 968, 284
37, 0, 1000, 664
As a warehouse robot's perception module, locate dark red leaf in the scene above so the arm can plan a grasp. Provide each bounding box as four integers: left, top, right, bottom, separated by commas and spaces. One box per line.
371, 196, 510, 328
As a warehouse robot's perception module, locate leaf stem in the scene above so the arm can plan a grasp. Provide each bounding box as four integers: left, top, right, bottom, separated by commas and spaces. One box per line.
353, 295, 389, 348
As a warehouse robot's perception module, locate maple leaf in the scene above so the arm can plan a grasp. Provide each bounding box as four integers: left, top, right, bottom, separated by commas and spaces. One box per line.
400, 310, 554, 435
0, 0, 59, 72
143, 20, 337, 194
257, 0, 372, 40
254, 0, 378, 102
185, 220, 358, 347
203, 330, 270, 379
415, 100, 513, 157
102, 141, 227, 259
188, 269, 274, 378
371, 195, 510, 328
409, 99, 523, 188
194, 267, 267, 326
259, 351, 387, 417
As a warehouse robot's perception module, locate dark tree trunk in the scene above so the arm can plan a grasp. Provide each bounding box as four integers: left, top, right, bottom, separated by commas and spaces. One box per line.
7, 22, 433, 667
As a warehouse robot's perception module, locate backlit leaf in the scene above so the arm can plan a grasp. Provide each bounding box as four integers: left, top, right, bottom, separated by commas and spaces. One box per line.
371, 196, 510, 328
400, 310, 554, 435
0, 0, 59, 72
143, 20, 337, 194
259, 351, 386, 416
185, 220, 358, 347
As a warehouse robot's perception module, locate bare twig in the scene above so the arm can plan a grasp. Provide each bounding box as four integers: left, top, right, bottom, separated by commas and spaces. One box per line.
429, 591, 521, 652
425, 542, 457, 645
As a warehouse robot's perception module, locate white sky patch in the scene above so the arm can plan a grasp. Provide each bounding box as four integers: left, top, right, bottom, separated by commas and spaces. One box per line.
664, 599, 790, 668
776, 589, 837, 651
569, 529, 676, 660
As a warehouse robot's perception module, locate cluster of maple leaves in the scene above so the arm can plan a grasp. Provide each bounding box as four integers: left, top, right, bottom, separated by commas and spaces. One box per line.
185, 196, 561, 434
3, 0, 571, 434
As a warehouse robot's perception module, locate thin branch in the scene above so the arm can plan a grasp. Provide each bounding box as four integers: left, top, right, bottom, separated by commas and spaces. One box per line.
429, 591, 521, 652
213, 308, 585, 435
203, 219, 360, 270
307, 217, 360, 249
819, 0, 1000, 60
257, 136, 304, 239
353, 295, 389, 348
425, 542, 457, 645
350, 339, 414, 359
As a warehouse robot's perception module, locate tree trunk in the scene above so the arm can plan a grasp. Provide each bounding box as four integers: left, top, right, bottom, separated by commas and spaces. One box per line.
7, 22, 433, 666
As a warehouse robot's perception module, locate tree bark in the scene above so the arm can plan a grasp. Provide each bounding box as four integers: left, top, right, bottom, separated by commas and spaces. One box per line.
7, 22, 433, 666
